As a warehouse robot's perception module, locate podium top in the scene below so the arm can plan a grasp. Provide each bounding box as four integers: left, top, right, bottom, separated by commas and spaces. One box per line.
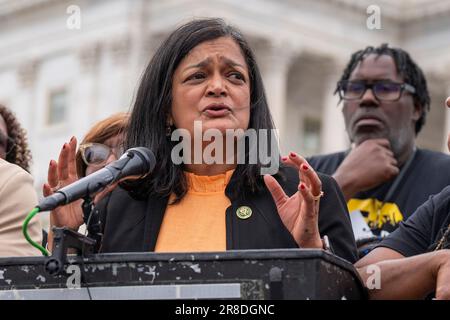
0, 248, 354, 265
0, 249, 367, 300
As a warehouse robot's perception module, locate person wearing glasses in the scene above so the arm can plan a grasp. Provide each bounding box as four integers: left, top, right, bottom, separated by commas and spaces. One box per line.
43, 112, 129, 250
354, 97, 450, 300
0, 104, 41, 256
307, 44, 450, 256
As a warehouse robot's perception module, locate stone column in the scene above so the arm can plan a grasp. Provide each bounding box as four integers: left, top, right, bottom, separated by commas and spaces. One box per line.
106, 35, 131, 112
320, 62, 349, 154
16, 59, 39, 155
17, 59, 39, 109
255, 39, 297, 153
77, 42, 101, 132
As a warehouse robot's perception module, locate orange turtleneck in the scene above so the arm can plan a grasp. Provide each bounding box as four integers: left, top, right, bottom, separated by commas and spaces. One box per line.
154, 170, 234, 253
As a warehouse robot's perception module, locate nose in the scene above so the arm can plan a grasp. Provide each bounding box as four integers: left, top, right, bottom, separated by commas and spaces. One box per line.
360, 87, 379, 107
206, 73, 227, 97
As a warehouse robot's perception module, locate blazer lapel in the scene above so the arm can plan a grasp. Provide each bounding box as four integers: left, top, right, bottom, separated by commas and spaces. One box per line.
142, 194, 170, 251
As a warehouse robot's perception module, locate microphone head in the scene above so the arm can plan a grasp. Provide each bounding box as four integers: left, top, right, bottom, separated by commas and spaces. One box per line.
117, 147, 156, 197
122, 147, 156, 174
114, 147, 156, 182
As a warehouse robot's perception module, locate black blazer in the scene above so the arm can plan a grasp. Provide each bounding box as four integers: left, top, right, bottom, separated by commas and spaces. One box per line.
95, 166, 358, 263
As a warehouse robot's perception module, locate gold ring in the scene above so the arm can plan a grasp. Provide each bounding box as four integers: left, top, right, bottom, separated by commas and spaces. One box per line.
312, 191, 324, 201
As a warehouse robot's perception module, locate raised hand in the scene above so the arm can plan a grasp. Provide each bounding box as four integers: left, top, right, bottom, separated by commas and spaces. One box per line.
333, 138, 399, 201
42, 136, 84, 231
264, 152, 323, 249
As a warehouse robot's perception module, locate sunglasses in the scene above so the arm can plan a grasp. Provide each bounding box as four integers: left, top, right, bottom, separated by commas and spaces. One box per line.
79, 142, 125, 166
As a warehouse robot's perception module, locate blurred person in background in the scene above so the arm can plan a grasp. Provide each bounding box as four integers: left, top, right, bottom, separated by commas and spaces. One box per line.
0, 105, 41, 256
43, 112, 129, 250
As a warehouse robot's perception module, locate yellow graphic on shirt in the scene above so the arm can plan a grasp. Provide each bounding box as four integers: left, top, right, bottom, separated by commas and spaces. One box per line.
348, 198, 404, 232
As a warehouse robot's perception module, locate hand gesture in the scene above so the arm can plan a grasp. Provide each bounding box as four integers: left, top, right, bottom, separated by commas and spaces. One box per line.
43, 136, 84, 231
264, 152, 323, 249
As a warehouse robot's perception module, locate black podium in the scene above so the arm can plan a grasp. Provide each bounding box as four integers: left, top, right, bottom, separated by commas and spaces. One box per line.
0, 249, 366, 300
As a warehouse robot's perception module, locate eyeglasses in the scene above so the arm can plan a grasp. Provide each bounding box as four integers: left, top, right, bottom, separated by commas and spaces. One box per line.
337, 80, 416, 101
79, 142, 124, 166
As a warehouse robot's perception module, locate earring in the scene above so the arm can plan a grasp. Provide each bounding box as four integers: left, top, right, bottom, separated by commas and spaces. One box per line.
166, 117, 173, 137
166, 125, 172, 137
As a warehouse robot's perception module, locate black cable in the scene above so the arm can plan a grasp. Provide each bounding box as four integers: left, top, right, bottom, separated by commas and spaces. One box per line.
80, 192, 94, 300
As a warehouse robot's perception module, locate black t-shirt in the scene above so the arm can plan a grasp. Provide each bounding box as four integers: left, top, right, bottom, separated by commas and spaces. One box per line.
307, 149, 450, 237
378, 185, 450, 256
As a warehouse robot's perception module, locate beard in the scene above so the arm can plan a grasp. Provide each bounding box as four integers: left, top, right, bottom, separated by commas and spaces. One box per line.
350, 126, 412, 162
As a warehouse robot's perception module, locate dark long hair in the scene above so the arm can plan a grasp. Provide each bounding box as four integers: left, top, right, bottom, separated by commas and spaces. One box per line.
125, 18, 276, 202
336, 43, 430, 134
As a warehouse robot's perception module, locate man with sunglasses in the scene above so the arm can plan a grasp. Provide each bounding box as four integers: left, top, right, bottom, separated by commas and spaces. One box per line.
307, 44, 450, 256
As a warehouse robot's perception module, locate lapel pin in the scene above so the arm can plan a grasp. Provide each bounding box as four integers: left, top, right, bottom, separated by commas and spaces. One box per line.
236, 206, 252, 220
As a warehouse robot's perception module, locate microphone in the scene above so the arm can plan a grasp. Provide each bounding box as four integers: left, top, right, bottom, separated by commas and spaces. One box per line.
38, 147, 156, 211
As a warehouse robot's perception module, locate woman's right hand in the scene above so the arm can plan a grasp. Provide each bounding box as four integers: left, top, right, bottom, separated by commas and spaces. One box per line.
264, 152, 323, 249
43, 136, 84, 231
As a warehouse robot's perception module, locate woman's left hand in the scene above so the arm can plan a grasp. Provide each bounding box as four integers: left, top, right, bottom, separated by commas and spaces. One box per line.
264, 152, 323, 249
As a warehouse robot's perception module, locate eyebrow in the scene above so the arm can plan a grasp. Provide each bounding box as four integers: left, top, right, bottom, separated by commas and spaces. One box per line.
222, 57, 245, 69
184, 57, 245, 71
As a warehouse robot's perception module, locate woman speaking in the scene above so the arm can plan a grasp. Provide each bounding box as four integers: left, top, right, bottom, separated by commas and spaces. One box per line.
47, 18, 357, 263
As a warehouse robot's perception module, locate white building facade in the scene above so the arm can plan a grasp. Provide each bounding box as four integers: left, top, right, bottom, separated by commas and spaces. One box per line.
1, 0, 450, 195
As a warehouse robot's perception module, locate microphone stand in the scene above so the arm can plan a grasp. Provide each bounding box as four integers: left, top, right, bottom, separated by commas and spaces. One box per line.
83, 194, 103, 253
44, 195, 99, 276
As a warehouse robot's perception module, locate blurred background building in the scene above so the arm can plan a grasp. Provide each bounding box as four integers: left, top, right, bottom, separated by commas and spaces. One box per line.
1, 0, 450, 207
